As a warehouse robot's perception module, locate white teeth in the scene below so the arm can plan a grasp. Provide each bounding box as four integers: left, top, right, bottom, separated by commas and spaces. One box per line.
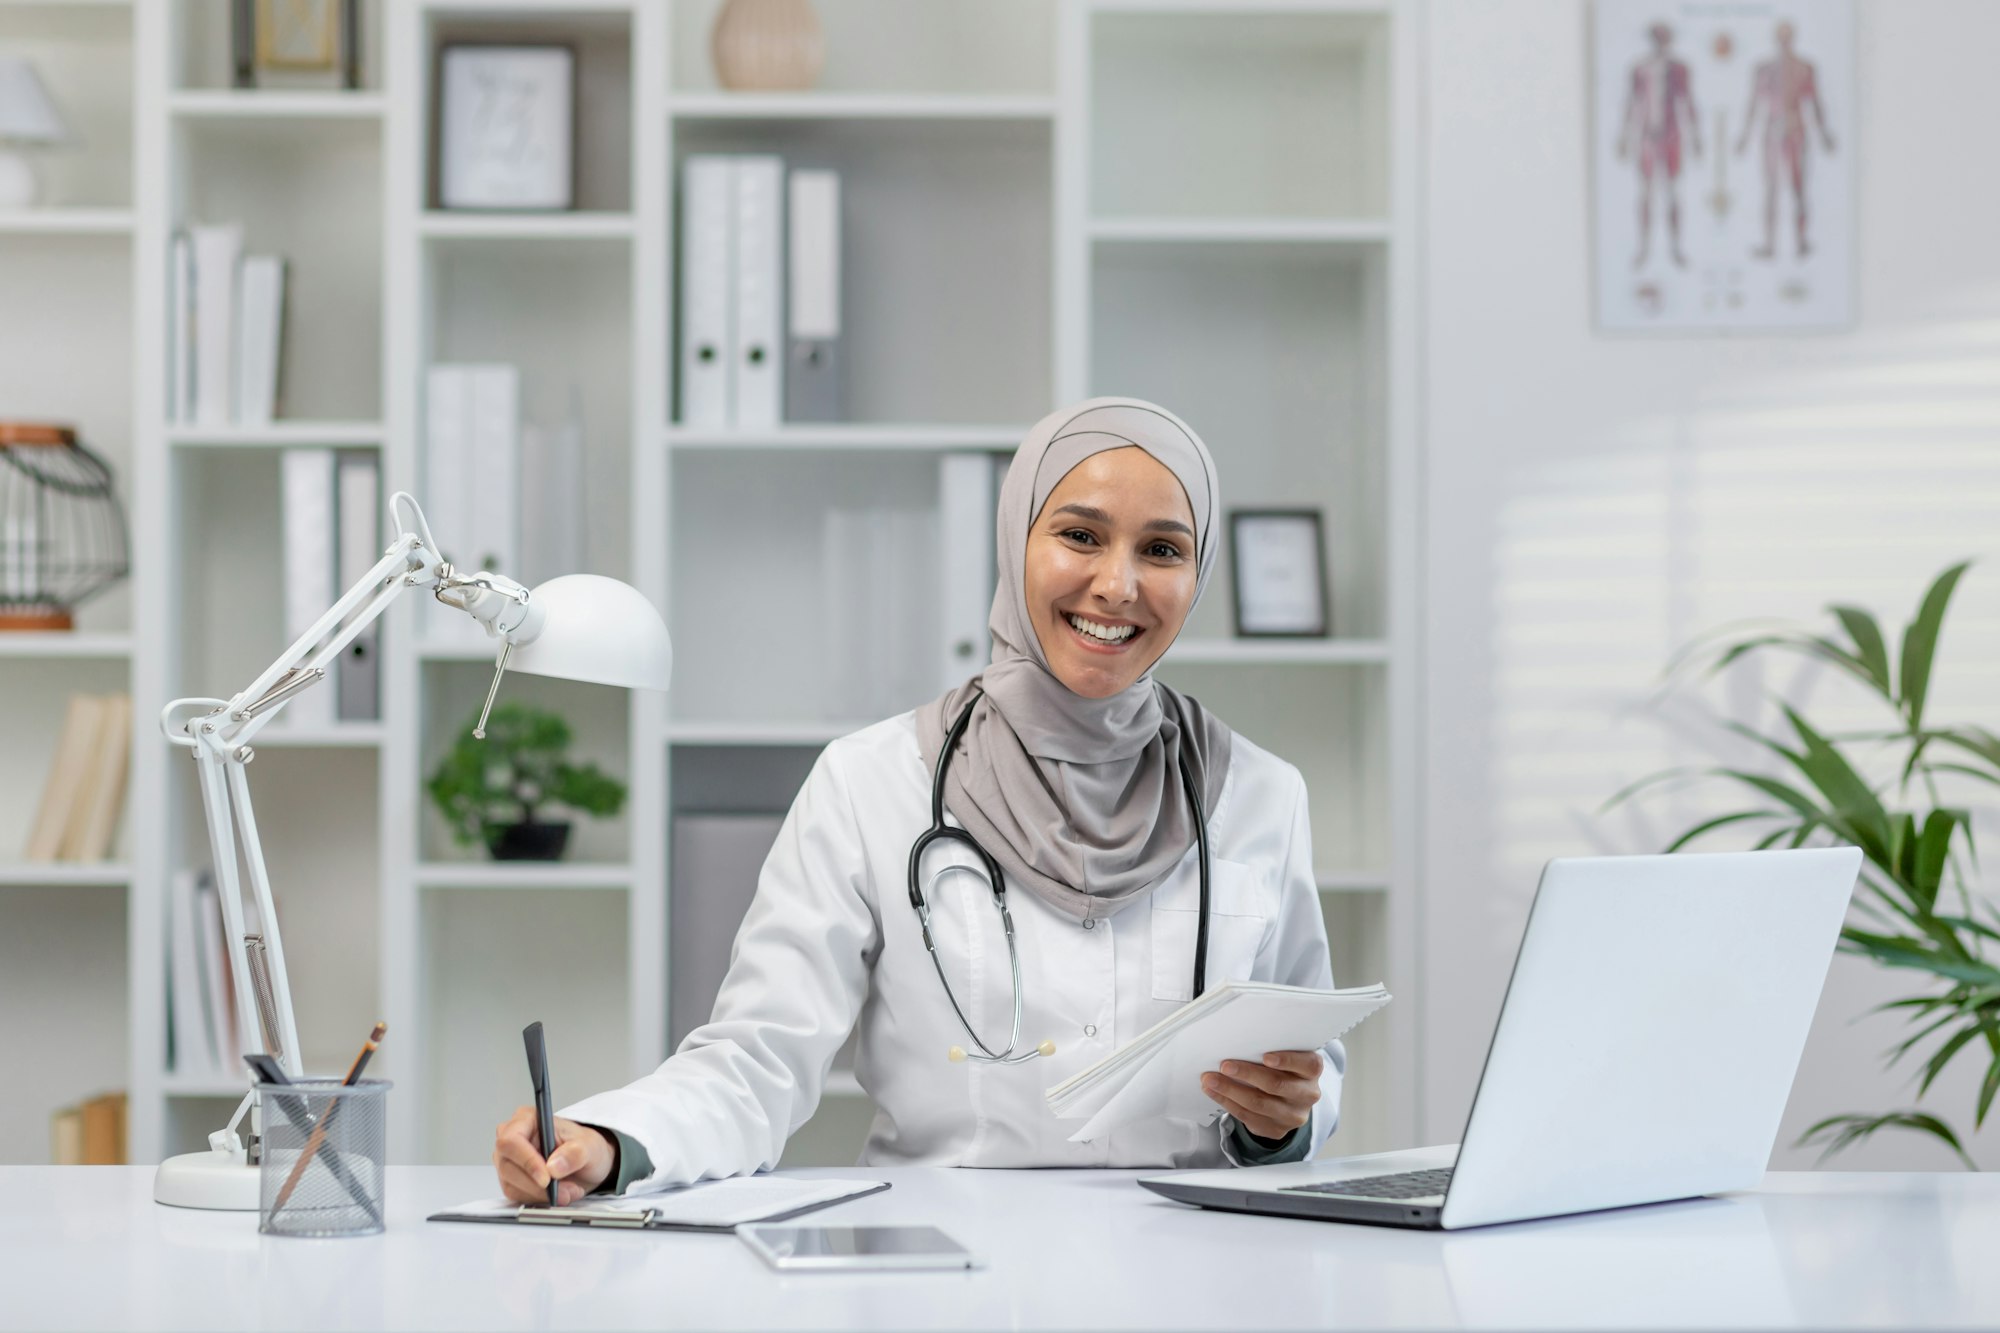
1067, 614, 1136, 643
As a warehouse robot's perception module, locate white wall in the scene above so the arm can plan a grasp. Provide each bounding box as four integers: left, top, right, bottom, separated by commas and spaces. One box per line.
1422, 0, 2000, 1169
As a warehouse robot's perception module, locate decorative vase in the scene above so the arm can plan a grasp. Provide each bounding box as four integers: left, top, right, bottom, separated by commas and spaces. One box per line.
486, 821, 572, 861
711, 0, 824, 92
0, 422, 131, 631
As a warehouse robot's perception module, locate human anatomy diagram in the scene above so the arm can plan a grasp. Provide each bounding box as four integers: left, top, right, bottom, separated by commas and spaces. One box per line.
1734, 21, 1838, 260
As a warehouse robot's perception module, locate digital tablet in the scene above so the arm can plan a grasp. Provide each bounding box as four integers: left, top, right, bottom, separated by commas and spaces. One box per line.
737, 1224, 979, 1272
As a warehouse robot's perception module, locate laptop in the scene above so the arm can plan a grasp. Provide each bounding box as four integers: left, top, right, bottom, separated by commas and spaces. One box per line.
1139, 847, 1861, 1230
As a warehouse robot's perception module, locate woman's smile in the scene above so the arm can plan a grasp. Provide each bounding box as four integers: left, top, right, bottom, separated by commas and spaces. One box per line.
1062, 610, 1145, 652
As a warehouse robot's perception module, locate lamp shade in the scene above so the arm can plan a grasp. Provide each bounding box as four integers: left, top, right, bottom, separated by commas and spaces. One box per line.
506, 574, 672, 692
0, 59, 68, 144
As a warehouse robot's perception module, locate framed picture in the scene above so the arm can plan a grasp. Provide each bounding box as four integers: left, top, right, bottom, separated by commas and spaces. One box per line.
437, 44, 576, 211
1228, 509, 1330, 638
256, 0, 337, 70
234, 0, 361, 90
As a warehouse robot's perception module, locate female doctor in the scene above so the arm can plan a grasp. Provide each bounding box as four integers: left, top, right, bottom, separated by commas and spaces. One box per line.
493, 398, 1346, 1202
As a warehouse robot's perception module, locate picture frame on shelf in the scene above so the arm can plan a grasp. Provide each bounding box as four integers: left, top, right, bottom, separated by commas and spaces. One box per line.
1227, 509, 1330, 638
436, 44, 577, 212
232, 0, 362, 91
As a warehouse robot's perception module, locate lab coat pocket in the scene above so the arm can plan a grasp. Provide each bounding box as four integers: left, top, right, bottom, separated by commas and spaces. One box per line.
1149, 856, 1270, 1003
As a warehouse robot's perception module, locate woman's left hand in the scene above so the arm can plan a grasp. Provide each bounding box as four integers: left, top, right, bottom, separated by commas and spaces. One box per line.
1201, 1050, 1324, 1142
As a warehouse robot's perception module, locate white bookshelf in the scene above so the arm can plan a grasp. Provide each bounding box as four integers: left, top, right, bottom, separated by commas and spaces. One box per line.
0, 0, 1418, 1171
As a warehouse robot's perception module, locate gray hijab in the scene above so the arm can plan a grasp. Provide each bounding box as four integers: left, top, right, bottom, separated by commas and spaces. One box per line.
915, 398, 1233, 924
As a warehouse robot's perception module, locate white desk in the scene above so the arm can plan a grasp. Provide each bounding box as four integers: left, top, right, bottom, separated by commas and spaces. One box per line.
5, 1166, 1995, 1330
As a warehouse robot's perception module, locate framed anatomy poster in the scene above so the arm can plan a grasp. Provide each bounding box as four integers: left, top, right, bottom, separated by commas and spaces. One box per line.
1593, 0, 1854, 332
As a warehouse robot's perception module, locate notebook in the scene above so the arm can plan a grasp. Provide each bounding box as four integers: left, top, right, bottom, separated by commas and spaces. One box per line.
1045, 980, 1391, 1142
430, 1175, 890, 1233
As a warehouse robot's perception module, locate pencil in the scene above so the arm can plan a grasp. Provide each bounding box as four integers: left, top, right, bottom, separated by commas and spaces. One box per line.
269, 1021, 387, 1217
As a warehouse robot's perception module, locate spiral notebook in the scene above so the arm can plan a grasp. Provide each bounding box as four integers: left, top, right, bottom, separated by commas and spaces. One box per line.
430, 1175, 889, 1233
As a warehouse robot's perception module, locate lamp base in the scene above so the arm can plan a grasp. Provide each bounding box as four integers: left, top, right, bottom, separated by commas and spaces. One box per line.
154, 1148, 261, 1211
0, 149, 39, 210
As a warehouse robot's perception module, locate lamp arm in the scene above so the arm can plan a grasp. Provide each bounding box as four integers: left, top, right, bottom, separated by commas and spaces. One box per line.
157, 498, 449, 1108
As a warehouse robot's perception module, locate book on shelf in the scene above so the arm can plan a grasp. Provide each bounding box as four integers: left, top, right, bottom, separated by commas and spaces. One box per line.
280, 449, 338, 729
170, 223, 290, 427
335, 449, 381, 720
23, 692, 131, 864
167, 868, 245, 1083
49, 1091, 126, 1165
787, 168, 842, 423
424, 363, 520, 647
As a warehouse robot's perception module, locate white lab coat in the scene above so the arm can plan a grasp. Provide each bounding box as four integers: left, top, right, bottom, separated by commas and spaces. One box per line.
561, 710, 1346, 1189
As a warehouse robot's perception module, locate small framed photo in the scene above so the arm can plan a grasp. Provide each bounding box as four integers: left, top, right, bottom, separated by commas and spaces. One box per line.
256, 0, 338, 70
437, 44, 576, 211
1228, 509, 1330, 638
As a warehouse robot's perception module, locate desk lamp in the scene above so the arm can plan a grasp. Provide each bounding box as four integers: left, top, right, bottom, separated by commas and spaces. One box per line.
153, 492, 670, 1210
0, 58, 68, 210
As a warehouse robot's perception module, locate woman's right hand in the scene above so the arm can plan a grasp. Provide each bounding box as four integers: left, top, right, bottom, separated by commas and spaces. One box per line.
492, 1108, 616, 1205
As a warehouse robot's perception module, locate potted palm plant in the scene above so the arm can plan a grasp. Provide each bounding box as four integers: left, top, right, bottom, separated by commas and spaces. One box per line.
427, 702, 626, 861
1608, 561, 1999, 1166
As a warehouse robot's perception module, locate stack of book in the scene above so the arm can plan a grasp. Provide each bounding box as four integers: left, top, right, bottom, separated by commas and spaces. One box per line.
49, 1091, 126, 1165
276, 449, 381, 728
168, 223, 288, 426
679, 157, 842, 428
22, 692, 132, 863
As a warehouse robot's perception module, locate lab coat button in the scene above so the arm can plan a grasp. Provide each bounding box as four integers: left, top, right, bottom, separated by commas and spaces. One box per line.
1084, 1024, 1097, 1038
1082, 918, 1095, 930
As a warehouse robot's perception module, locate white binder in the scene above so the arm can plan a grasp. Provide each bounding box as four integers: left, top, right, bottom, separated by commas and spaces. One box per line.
190, 224, 242, 426
467, 365, 521, 582
732, 154, 785, 430
424, 365, 473, 645
334, 450, 381, 721
937, 453, 998, 688
679, 155, 735, 429
280, 447, 337, 729
786, 168, 841, 422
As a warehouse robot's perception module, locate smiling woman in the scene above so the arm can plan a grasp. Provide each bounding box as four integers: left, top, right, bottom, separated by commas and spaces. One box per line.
492, 397, 1348, 1201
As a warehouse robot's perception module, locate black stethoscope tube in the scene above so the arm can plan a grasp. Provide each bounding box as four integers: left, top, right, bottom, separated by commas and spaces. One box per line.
912, 691, 1212, 1055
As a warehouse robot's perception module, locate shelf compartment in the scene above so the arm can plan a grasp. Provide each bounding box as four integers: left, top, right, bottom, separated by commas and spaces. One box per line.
0, 632, 132, 659
671, 0, 1055, 98
1091, 8, 1389, 220
664, 424, 1023, 452
0, 3, 134, 211
1152, 661, 1389, 876
173, 0, 384, 93
166, 421, 384, 449
419, 660, 633, 865
672, 117, 1052, 426
0, 658, 136, 863
425, 7, 631, 213
0, 883, 127, 1163
1094, 241, 1389, 639
669, 450, 943, 728
175, 111, 382, 423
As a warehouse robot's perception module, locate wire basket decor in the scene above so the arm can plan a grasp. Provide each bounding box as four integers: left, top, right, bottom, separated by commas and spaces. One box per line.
0, 422, 130, 632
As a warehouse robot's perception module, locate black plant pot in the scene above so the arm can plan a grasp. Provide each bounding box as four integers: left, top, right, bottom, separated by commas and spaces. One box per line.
486, 821, 572, 861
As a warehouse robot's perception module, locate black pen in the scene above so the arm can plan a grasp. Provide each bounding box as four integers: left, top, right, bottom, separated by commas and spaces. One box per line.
524, 1021, 558, 1207
244, 1053, 381, 1227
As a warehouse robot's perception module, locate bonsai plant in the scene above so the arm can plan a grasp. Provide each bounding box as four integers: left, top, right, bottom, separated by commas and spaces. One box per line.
427, 701, 626, 861
1608, 561, 2000, 1167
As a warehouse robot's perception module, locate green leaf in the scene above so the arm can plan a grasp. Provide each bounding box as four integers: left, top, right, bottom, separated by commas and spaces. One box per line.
1899, 561, 1972, 732
1830, 604, 1894, 697
1918, 1025, 1984, 1098
1779, 706, 1894, 865
1661, 810, 1788, 853
1797, 1112, 1976, 1169
1598, 766, 1704, 813
1911, 810, 1961, 910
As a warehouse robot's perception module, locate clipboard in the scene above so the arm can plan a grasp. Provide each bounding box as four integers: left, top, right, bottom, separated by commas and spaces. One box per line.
428, 1177, 891, 1234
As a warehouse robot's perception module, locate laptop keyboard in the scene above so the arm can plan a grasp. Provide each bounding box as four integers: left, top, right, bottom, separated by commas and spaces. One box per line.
1281, 1167, 1453, 1201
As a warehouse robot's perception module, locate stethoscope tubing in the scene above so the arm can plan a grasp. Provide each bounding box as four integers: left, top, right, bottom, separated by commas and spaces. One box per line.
913, 690, 1211, 1063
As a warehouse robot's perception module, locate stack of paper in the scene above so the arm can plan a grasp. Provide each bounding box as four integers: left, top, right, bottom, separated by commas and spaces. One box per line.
1045, 980, 1391, 1142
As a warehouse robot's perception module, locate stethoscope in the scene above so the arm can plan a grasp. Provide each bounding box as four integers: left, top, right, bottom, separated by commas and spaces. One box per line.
909, 691, 1212, 1064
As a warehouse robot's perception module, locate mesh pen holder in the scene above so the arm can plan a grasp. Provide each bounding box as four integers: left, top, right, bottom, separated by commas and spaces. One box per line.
257, 1079, 391, 1237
